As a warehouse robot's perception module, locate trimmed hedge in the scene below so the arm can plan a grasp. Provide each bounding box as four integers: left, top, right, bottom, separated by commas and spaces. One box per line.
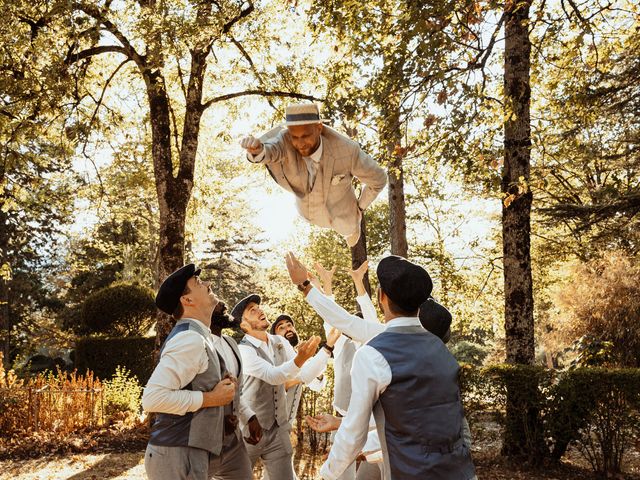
75, 336, 155, 385
81, 283, 156, 336
460, 365, 640, 475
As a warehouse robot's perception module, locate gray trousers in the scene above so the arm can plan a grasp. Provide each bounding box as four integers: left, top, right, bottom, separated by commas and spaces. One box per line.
245, 424, 295, 480
145, 434, 252, 480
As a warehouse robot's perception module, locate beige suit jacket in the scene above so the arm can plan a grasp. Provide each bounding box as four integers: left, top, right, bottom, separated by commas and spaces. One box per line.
250, 125, 387, 236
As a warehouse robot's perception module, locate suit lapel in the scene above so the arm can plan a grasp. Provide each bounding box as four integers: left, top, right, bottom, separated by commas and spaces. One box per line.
322, 135, 337, 201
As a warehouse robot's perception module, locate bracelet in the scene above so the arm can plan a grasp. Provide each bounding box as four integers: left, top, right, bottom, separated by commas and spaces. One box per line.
297, 279, 310, 292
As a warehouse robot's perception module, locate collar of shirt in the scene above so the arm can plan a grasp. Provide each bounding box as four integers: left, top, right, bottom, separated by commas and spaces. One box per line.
307, 137, 323, 163
384, 316, 422, 329
244, 332, 275, 359
181, 317, 216, 345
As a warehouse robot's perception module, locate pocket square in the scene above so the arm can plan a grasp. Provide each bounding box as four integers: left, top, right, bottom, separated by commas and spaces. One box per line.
331, 174, 346, 186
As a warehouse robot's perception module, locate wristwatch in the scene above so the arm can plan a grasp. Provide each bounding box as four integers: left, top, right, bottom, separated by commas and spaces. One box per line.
297, 279, 310, 292
319, 342, 334, 357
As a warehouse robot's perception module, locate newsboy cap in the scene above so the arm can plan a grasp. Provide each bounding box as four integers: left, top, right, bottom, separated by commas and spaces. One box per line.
376, 255, 433, 313
155, 264, 201, 315
270, 314, 294, 335
231, 294, 261, 322
419, 297, 452, 342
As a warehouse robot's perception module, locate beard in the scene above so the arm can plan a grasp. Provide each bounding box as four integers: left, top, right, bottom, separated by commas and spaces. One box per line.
211, 302, 240, 330
284, 331, 299, 347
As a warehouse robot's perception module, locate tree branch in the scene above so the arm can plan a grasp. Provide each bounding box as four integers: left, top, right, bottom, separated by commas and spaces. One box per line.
65, 45, 128, 64
71, 2, 147, 71
201, 90, 323, 111
223, 1, 254, 33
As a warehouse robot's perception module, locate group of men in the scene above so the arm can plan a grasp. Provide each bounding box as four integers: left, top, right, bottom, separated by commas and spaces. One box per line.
142, 253, 476, 480
140, 101, 475, 479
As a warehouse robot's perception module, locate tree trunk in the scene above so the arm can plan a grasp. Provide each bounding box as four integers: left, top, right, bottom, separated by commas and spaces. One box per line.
146, 43, 208, 350
503, 0, 534, 370
381, 100, 408, 258
502, 0, 542, 460
350, 214, 371, 296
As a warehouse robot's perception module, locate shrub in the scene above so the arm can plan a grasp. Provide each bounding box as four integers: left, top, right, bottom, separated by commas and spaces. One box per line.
103, 366, 142, 424
75, 336, 155, 385
469, 363, 640, 475
450, 340, 490, 365
81, 283, 156, 336
548, 368, 640, 475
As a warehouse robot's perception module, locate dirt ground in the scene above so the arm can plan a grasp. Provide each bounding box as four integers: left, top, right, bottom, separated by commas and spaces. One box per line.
2, 418, 640, 479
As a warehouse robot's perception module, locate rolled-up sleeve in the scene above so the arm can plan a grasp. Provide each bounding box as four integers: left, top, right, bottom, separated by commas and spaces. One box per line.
239, 343, 301, 385
141, 331, 207, 415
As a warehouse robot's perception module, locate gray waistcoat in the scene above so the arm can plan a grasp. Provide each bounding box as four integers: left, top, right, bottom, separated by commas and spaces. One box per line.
239, 334, 289, 431
368, 325, 476, 480
148, 319, 242, 454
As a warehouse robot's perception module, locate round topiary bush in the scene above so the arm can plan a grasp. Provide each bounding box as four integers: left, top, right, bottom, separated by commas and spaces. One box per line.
81, 283, 156, 336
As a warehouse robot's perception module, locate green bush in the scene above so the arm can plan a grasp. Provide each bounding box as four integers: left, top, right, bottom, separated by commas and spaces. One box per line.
461, 364, 640, 475
103, 366, 143, 423
75, 336, 155, 385
81, 283, 156, 336
548, 368, 640, 475
450, 340, 490, 365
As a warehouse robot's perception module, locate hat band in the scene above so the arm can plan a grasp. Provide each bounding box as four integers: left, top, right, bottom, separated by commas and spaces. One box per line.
286, 112, 320, 122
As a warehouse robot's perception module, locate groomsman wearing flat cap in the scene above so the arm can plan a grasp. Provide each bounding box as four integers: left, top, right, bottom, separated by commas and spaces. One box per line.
240, 102, 387, 247
286, 253, 476, 480
232, 293, 327, 480
142, 264, 260, 480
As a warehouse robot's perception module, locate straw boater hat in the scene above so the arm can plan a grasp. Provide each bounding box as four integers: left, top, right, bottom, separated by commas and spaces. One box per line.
284, 102, 327, 126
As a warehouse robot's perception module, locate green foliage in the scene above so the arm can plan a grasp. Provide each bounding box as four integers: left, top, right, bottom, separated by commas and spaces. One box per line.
102, 366, 142, 423
461, 365, 640, 474
450, 340, 490, 366
80, 283, 156, 337
75, 336, 155, 385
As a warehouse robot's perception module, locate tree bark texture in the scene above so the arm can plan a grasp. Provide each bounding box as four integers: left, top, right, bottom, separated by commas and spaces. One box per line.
351, 214, 371, 297
502, 0, 542, 460
381, 98, 408, 258
503, 0, 535, 366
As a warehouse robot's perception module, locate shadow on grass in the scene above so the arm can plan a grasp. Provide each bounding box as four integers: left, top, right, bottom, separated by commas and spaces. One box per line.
65, 452, 144, 480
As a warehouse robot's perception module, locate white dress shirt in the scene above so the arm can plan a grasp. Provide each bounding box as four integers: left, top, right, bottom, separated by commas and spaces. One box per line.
307, 287, 384, 344
320, 317, 423, 480
239, 333, 329, 385
141, 318, 254, 424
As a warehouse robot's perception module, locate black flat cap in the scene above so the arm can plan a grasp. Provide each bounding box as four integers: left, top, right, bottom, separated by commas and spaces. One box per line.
377, 255, 432, 313
270, 314, 294, 334
155, 264, 201, 315
419, 297, 452, 342
231, 294, 261, 322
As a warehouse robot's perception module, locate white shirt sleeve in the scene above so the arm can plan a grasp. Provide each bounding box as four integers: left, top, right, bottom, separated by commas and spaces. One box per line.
141, 331, 207, 415
307, 287, 384, 344
356, 294, 379, 324
239, 342, 300, 385
319, 346, 391, 480
296, 347, 330, 385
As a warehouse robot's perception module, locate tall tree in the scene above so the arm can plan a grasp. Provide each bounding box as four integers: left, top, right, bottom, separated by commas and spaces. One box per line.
13, 0, 323, 346
502, 0, 534, 365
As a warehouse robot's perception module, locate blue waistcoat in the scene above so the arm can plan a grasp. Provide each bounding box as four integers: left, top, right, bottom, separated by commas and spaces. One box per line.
368, 324, 476, 480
